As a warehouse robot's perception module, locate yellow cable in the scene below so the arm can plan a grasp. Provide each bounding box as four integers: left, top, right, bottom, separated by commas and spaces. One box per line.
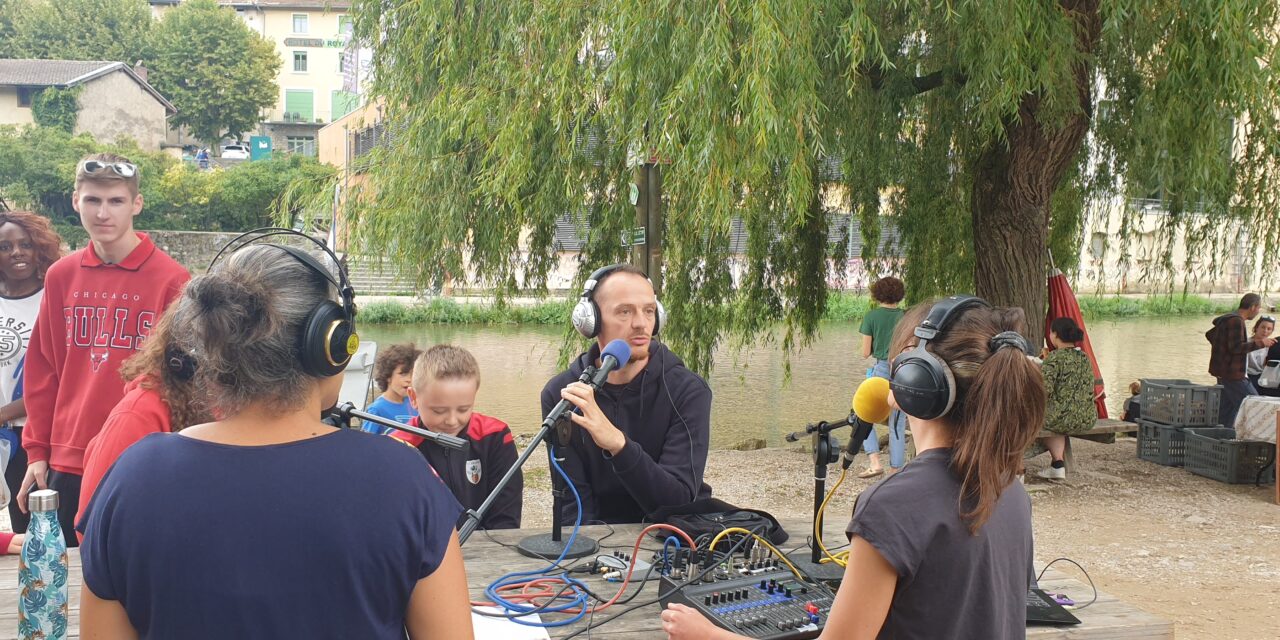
706, 527, 805, 581
814, 467, 850, 567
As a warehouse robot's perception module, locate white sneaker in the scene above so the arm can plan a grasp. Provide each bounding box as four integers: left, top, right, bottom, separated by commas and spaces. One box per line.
1037, 466, 1066, 480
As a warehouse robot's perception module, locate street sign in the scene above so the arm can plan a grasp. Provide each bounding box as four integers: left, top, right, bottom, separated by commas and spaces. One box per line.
621, 227, 646, 247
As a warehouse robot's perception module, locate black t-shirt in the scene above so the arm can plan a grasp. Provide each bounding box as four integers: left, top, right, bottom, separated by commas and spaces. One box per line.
846, 448, 1032, 640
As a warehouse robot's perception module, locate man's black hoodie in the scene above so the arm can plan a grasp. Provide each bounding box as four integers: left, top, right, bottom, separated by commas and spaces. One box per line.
540, 340, 712, 524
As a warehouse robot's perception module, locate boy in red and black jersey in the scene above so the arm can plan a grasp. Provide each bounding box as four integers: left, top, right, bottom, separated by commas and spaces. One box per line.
391, 344, 522, 530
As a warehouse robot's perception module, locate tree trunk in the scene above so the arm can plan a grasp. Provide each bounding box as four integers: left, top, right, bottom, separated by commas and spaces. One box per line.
970, 0, 1100, 349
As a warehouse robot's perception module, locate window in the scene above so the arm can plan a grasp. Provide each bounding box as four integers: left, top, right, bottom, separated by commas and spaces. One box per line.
338, 15, 354, 36
16, 87, 34, 107
332, 90, 359, 120
292, 13, 308, 33
287, 136, 316, 157
284, 89, 314, 121
293, 51, 308, 73
338, 53, 348, 74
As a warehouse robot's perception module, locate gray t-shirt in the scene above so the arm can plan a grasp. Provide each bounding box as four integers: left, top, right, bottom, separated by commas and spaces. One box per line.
846, 448, 1032, 640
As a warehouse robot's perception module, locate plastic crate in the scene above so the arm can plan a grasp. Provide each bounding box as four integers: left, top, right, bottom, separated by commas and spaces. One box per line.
1141, 379, 1222, 427
1183, 428, 1277, 485
1136, 418, 1189, 466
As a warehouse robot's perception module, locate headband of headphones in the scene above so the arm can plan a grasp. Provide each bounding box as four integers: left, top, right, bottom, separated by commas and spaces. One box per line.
208, 227, 357, 317
572, 263, 665, 338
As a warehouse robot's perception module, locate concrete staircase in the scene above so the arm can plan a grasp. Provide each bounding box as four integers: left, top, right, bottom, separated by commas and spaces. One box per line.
345, 257, 419, 296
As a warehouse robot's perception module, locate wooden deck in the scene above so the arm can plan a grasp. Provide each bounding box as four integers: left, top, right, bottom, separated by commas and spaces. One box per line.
0, 517, 1172, 638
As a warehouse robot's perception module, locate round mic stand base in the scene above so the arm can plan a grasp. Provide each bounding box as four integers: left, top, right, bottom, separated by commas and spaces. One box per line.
516, 533, 599, 560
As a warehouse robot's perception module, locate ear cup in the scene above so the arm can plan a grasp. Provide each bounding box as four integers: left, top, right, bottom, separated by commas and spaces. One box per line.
653, 300, 666, 337
300, 301, 358, 377
571, 297, 600, 338
890, 347, 957, 420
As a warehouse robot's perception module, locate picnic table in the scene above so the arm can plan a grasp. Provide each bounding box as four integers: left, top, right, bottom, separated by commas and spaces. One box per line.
0, 518, 1173, 639
1036, 417, 1138, 473
1228, 396, 1279, 504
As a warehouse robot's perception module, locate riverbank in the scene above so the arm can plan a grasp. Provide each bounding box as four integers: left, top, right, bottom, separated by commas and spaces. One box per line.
513, 438, 1277, 639
357, 292, 1248, 325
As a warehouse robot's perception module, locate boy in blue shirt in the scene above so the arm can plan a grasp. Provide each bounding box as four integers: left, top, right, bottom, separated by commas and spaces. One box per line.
361, 343, 421, 434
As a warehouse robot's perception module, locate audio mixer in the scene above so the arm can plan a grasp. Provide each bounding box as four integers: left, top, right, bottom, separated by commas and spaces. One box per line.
658, 552, 837, 639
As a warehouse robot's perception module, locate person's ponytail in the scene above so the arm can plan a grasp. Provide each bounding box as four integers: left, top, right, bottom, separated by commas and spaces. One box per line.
953, 341, 1045, 533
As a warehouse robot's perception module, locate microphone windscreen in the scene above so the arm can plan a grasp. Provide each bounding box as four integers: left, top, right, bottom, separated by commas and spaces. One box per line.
601, 339, 632, 368
852, 376, 892, 424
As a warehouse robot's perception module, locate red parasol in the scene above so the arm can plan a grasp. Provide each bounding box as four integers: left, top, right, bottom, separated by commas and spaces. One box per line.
1046, 268, 1108, 418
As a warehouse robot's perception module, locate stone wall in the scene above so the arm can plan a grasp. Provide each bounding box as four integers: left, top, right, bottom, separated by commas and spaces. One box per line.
75, 71, 169, 151
146, 230, 320, 274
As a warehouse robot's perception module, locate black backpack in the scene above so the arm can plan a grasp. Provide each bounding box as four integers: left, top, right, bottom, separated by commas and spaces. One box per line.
646, 498, 788, 551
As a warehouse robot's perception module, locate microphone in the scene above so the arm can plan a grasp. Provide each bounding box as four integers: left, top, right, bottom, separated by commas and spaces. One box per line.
841, 377, 892, 469
547, 339, 632, 447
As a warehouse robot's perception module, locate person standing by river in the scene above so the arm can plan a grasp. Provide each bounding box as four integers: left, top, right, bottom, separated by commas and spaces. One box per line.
856, 276, 909, 478
1206, 293, 1275, 429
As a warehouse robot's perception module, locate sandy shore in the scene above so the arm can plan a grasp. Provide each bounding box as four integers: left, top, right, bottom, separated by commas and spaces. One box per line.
516, 436, 1278, 639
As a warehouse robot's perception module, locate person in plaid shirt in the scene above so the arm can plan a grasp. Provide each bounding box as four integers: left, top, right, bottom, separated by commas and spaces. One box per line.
1206, 293, 1275, 428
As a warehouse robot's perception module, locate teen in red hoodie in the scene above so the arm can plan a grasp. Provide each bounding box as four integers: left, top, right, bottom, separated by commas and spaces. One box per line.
19, 153, 189, 544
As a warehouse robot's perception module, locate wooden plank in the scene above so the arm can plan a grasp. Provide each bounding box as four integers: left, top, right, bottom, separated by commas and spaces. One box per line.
0, 520, 1171, 640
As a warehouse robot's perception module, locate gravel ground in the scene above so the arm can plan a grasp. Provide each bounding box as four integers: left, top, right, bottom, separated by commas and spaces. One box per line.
518, 435, 1279, 640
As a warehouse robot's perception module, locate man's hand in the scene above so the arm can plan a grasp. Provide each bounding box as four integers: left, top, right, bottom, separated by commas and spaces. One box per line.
661, 603, 742, 640
17, 460, 48, 514
560, 382, 626, 455
1260, 337, 1277, 348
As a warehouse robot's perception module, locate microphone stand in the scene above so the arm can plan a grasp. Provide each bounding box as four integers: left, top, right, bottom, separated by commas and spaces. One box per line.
509, 416, 599, 560
329, 402, 469, 451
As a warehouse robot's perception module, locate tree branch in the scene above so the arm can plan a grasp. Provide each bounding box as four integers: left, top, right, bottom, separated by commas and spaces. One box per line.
860, 64, 963, 95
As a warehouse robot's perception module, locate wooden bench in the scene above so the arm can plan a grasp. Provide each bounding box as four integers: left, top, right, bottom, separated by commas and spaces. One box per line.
1036, 418, 1138, 473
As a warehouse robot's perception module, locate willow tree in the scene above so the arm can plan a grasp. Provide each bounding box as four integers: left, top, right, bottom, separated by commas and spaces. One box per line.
350, 0, 1280, 372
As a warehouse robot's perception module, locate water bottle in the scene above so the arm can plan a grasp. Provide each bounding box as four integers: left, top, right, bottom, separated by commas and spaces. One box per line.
18, 489, 68, 640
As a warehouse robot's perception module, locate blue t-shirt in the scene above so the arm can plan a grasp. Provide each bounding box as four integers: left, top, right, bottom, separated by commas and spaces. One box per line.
362, 395, 417, 435
80, 428, 462, 639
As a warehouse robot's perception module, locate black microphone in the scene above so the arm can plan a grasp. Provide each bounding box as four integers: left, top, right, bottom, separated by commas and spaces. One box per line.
547, 339, 633, 447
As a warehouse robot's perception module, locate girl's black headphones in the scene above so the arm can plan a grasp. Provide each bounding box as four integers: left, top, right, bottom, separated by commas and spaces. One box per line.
889, 294, 991, 420
208, 228, 359, 378
570, 264, 667, 338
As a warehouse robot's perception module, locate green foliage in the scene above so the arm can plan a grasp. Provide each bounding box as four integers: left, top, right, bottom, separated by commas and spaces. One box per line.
30, 87, 81, 133
0, 126, 331, 232
1, 0, 151, 62
353, 0, 1280, 373
1078, 295, 1233, 320
148, 0, 280, 146
359, 299, 576, 325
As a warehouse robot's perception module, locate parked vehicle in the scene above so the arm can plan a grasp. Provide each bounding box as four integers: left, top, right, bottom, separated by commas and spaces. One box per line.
221, 143, 250, 160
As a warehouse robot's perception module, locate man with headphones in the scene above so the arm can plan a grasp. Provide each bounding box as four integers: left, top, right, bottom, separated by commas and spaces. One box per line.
541, 264, 713, 524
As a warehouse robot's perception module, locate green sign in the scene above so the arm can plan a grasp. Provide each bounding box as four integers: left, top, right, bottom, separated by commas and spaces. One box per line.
621, 227, 646, 247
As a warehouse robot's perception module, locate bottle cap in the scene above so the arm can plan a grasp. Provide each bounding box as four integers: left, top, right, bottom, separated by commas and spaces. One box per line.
28, 489, 58, 513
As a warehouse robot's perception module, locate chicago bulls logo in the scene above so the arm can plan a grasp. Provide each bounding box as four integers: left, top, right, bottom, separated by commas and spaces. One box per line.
89, 349, 109, 373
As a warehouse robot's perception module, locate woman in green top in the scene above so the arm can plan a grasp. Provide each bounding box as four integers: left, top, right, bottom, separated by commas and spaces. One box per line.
857, 277, 909, 477
1038, 317, 1096, 480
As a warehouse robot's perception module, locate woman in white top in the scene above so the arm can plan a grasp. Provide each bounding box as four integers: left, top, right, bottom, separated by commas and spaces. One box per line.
1246, 315, 1276, 396
0, 210, 63, 544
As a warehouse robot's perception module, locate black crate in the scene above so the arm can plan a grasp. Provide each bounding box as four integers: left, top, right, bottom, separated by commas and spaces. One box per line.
1141, 379, 1222, 427
1184, 428, 1276, 485
1136, 418, 1189, 467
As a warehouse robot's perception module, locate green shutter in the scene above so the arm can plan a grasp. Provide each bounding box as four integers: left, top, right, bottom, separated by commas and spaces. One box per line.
332, 90, 359, 119
285, 90, 314, 121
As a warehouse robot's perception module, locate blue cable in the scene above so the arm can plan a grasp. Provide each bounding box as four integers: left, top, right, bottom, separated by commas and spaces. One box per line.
483, 446, 591, 627
662, 536, 680, 575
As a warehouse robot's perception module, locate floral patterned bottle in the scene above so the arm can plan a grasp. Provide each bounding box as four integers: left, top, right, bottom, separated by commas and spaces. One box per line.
18, 489, 68, 640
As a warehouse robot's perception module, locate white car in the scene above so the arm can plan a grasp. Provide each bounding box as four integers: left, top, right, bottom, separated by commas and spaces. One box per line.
221, 143, 250, 160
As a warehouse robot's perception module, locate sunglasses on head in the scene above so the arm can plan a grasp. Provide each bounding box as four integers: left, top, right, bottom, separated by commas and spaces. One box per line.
1261, 315, 1276, 323
80, 160, 138, 178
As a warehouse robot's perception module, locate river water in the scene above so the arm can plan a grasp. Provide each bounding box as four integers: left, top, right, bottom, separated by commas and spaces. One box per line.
361, 316, 1219, 449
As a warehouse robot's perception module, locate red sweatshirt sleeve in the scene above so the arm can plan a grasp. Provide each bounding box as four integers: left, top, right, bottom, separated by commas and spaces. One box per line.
21, 272, 63, 464
76, 386, 172, 536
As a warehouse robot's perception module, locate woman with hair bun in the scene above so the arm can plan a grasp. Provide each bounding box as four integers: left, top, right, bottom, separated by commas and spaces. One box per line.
77, 244, 473, 639
1037, 316, 1095, 481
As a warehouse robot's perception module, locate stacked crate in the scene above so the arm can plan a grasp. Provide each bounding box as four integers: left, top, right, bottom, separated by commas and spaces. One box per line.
1136, 379, 1222, 467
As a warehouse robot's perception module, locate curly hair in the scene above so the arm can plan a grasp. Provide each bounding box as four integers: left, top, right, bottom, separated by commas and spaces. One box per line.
870, 276, 905, 305
374, 342, 422, 392
119, 305, 212, 431
0, 210, 63, 283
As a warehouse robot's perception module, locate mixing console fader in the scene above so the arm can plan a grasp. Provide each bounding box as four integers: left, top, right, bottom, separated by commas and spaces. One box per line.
658, 566, 837, 639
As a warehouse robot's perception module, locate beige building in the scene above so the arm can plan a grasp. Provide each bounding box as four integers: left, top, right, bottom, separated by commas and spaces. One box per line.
0, 59, 176, 150
151, 0, 364, 156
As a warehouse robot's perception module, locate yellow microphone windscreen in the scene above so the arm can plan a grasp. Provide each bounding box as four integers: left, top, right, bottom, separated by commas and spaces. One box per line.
852, 376, 892, 424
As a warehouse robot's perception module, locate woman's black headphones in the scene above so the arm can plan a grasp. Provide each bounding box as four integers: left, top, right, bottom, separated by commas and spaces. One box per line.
889, 294, 991, 421
208, 228, 359, 378
570, 264, 667, 338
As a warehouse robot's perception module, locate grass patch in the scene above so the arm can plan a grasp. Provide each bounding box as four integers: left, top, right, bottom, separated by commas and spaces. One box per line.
358, 293, 1234, 325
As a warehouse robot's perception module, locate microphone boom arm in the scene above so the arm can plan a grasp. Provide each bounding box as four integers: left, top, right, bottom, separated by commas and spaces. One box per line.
329, 402, 469, 451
